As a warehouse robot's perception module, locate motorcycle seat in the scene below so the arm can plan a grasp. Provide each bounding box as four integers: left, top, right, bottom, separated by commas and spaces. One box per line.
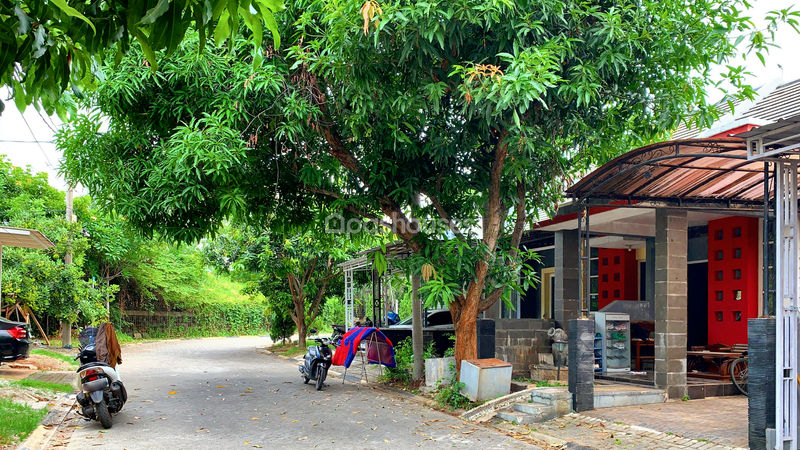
77, 361, 111, 372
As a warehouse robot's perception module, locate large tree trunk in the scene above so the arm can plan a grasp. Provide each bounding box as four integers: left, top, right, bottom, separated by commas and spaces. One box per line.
297, 321, 307, 349
450, 290, 479, 369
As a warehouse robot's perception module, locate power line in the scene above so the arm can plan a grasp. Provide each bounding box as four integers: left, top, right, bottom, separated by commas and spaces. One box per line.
19, 112, 53, 168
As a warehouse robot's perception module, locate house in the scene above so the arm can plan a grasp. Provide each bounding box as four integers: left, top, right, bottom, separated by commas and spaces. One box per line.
484, 78, 800, 395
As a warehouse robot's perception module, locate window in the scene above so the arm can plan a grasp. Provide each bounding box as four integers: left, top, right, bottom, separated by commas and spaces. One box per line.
715, 250, 723, 260
614, 289, 621, 298
613, 255, 621, 265
733, 227, 742, 237
602, 290, 609, 299
733, 290, 742, 301
734, 248, 742, 259
613, 273, 620, 282
716, 311, 724, 321
715, 230, 723, 240
602, 274, 608, 282
733, 269, 742, 280
716, 270, 723, 281
716, 291, 724, 301
602, 257, 608, 266
733, 311, 742, 321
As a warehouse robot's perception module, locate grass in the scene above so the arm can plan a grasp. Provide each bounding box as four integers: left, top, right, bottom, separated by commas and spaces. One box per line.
267, 342, 304, 357
29, 348, 78, 366
0, 397, 48, 445
10, 379, 74, 394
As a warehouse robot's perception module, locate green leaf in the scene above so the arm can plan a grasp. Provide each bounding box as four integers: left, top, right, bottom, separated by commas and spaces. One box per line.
139, 0, 171, 25
49, 0, 96, 33
214, 10, 231, 45
12, 80, 26, 112
130, 28, 158, 71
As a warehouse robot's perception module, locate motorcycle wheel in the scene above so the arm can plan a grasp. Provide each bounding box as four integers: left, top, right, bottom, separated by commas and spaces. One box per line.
96, 400, 113, 429
315, 364, 327, 391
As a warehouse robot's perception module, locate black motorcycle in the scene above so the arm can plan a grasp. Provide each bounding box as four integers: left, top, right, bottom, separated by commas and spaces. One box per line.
299, 327, 341, 391
74, 328, 127, 429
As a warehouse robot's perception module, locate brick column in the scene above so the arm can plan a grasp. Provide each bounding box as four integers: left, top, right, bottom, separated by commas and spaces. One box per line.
748, 317, 775, 449
555, 230, 580, 331
654, 209, 687, 399
568, 318, 595, 411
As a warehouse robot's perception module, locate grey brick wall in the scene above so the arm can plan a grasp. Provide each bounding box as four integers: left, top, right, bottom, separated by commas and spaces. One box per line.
569, 318, 595, 411
654, 209, 688, 400
494, 318, 554, 376
748, 317, 775, 449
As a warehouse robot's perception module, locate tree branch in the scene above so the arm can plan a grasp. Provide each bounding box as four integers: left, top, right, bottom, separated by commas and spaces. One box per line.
421, 189, 464, 239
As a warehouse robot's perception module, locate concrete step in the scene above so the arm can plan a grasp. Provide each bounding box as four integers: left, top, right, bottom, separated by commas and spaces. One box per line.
495, 408, 541, 425
513, 401, 559, 422
529, 387, 571, 415
593, 386, 666, 408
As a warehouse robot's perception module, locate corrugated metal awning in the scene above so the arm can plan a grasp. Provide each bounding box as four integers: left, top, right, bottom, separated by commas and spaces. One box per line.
0, 227, 55, 249
567, 138, 783, 206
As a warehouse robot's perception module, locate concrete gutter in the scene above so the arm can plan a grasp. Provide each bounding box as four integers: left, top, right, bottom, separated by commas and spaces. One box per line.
19, 395, 76, 450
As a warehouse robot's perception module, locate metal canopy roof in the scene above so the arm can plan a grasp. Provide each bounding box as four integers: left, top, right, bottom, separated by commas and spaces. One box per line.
566, 138, 783, 207
0, 227, 54, 249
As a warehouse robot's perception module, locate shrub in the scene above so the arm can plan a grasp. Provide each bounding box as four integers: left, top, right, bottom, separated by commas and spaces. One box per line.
435, 363, 472, 410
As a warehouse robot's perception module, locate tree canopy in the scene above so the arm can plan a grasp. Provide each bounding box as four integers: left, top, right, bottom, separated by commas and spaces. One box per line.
1, 0, 283, 117
58, 0, 796, 363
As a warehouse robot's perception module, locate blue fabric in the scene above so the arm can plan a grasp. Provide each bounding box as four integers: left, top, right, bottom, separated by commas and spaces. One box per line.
331, 327, 396, 368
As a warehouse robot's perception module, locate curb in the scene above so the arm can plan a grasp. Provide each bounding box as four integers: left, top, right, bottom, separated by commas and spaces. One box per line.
19, 395, 76, 450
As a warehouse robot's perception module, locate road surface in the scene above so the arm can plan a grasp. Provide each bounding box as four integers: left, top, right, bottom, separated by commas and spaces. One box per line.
64, 336, 532, 449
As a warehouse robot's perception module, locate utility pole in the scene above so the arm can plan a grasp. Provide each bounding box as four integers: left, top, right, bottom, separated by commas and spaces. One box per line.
411, 274, 423, 381
61, 185, 74, 348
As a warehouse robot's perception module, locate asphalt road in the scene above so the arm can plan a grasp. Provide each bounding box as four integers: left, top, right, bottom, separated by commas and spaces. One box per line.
65, 336, 532, 449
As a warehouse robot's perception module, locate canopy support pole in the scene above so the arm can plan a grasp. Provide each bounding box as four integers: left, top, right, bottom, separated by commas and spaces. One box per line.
775, 160, 799, 450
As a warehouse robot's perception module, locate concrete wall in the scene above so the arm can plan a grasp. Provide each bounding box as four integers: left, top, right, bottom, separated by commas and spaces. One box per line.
494, 318, 555, 376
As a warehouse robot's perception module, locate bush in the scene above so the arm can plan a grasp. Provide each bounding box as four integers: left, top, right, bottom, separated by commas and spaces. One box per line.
435, 363, 472, 410
269, 308, 296, 344
380, 336, 435, 385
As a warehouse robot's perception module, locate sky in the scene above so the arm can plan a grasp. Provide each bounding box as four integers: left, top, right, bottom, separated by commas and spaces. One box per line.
0, 0, 799, 193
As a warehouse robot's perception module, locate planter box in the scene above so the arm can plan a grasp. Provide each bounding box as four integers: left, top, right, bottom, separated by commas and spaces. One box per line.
425, 356, 456, 387
459, 358, 512, 402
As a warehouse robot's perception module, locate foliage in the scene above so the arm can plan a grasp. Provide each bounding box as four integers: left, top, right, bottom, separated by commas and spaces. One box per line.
58, 0, 799, 363
204, 223, 357, 347
29, 348, 78, 366
1, 0, 283, 116
10, 379, 74, 393
0, 397, 47, 445
268, 295, 296, 344
0, 156, 114, 324
380, 336, 434, 385
434, 363, 472, 411
443, 334, 455, 358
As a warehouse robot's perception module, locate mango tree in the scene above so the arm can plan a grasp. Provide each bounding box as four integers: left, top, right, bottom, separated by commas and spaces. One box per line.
59, 0, 794, 366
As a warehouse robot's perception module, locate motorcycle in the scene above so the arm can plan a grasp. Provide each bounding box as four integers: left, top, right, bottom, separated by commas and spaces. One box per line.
299, 327, 341, 391
74, 328, 127, 429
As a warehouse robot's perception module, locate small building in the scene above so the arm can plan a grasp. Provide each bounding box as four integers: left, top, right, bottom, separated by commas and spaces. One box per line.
485, 78, 800, 396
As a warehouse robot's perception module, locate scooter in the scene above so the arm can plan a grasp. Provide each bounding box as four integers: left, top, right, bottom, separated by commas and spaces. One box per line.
299, 327, 340, 391
74, 329, 127, 429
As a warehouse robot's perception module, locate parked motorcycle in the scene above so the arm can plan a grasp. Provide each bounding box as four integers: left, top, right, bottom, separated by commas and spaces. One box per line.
299, 327, 341, 391
74, 328, 127, 429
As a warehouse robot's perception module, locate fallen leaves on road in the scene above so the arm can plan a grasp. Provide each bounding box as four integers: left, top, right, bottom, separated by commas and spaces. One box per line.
167, 391, 177, 395
251, 417, 260, 421
298, 437, 308, 441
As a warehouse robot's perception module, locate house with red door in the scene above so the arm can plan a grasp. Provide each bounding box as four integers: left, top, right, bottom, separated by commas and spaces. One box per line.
484, 78, 800, 399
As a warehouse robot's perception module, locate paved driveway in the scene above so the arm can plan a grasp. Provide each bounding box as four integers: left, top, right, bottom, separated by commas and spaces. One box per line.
65, 336, 531, 449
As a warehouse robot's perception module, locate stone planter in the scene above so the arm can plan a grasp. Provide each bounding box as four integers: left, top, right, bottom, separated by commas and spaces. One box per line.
425, 356, 456, 387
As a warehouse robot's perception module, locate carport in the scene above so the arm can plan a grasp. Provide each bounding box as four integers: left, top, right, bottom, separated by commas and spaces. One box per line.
558, 133, 796, 448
